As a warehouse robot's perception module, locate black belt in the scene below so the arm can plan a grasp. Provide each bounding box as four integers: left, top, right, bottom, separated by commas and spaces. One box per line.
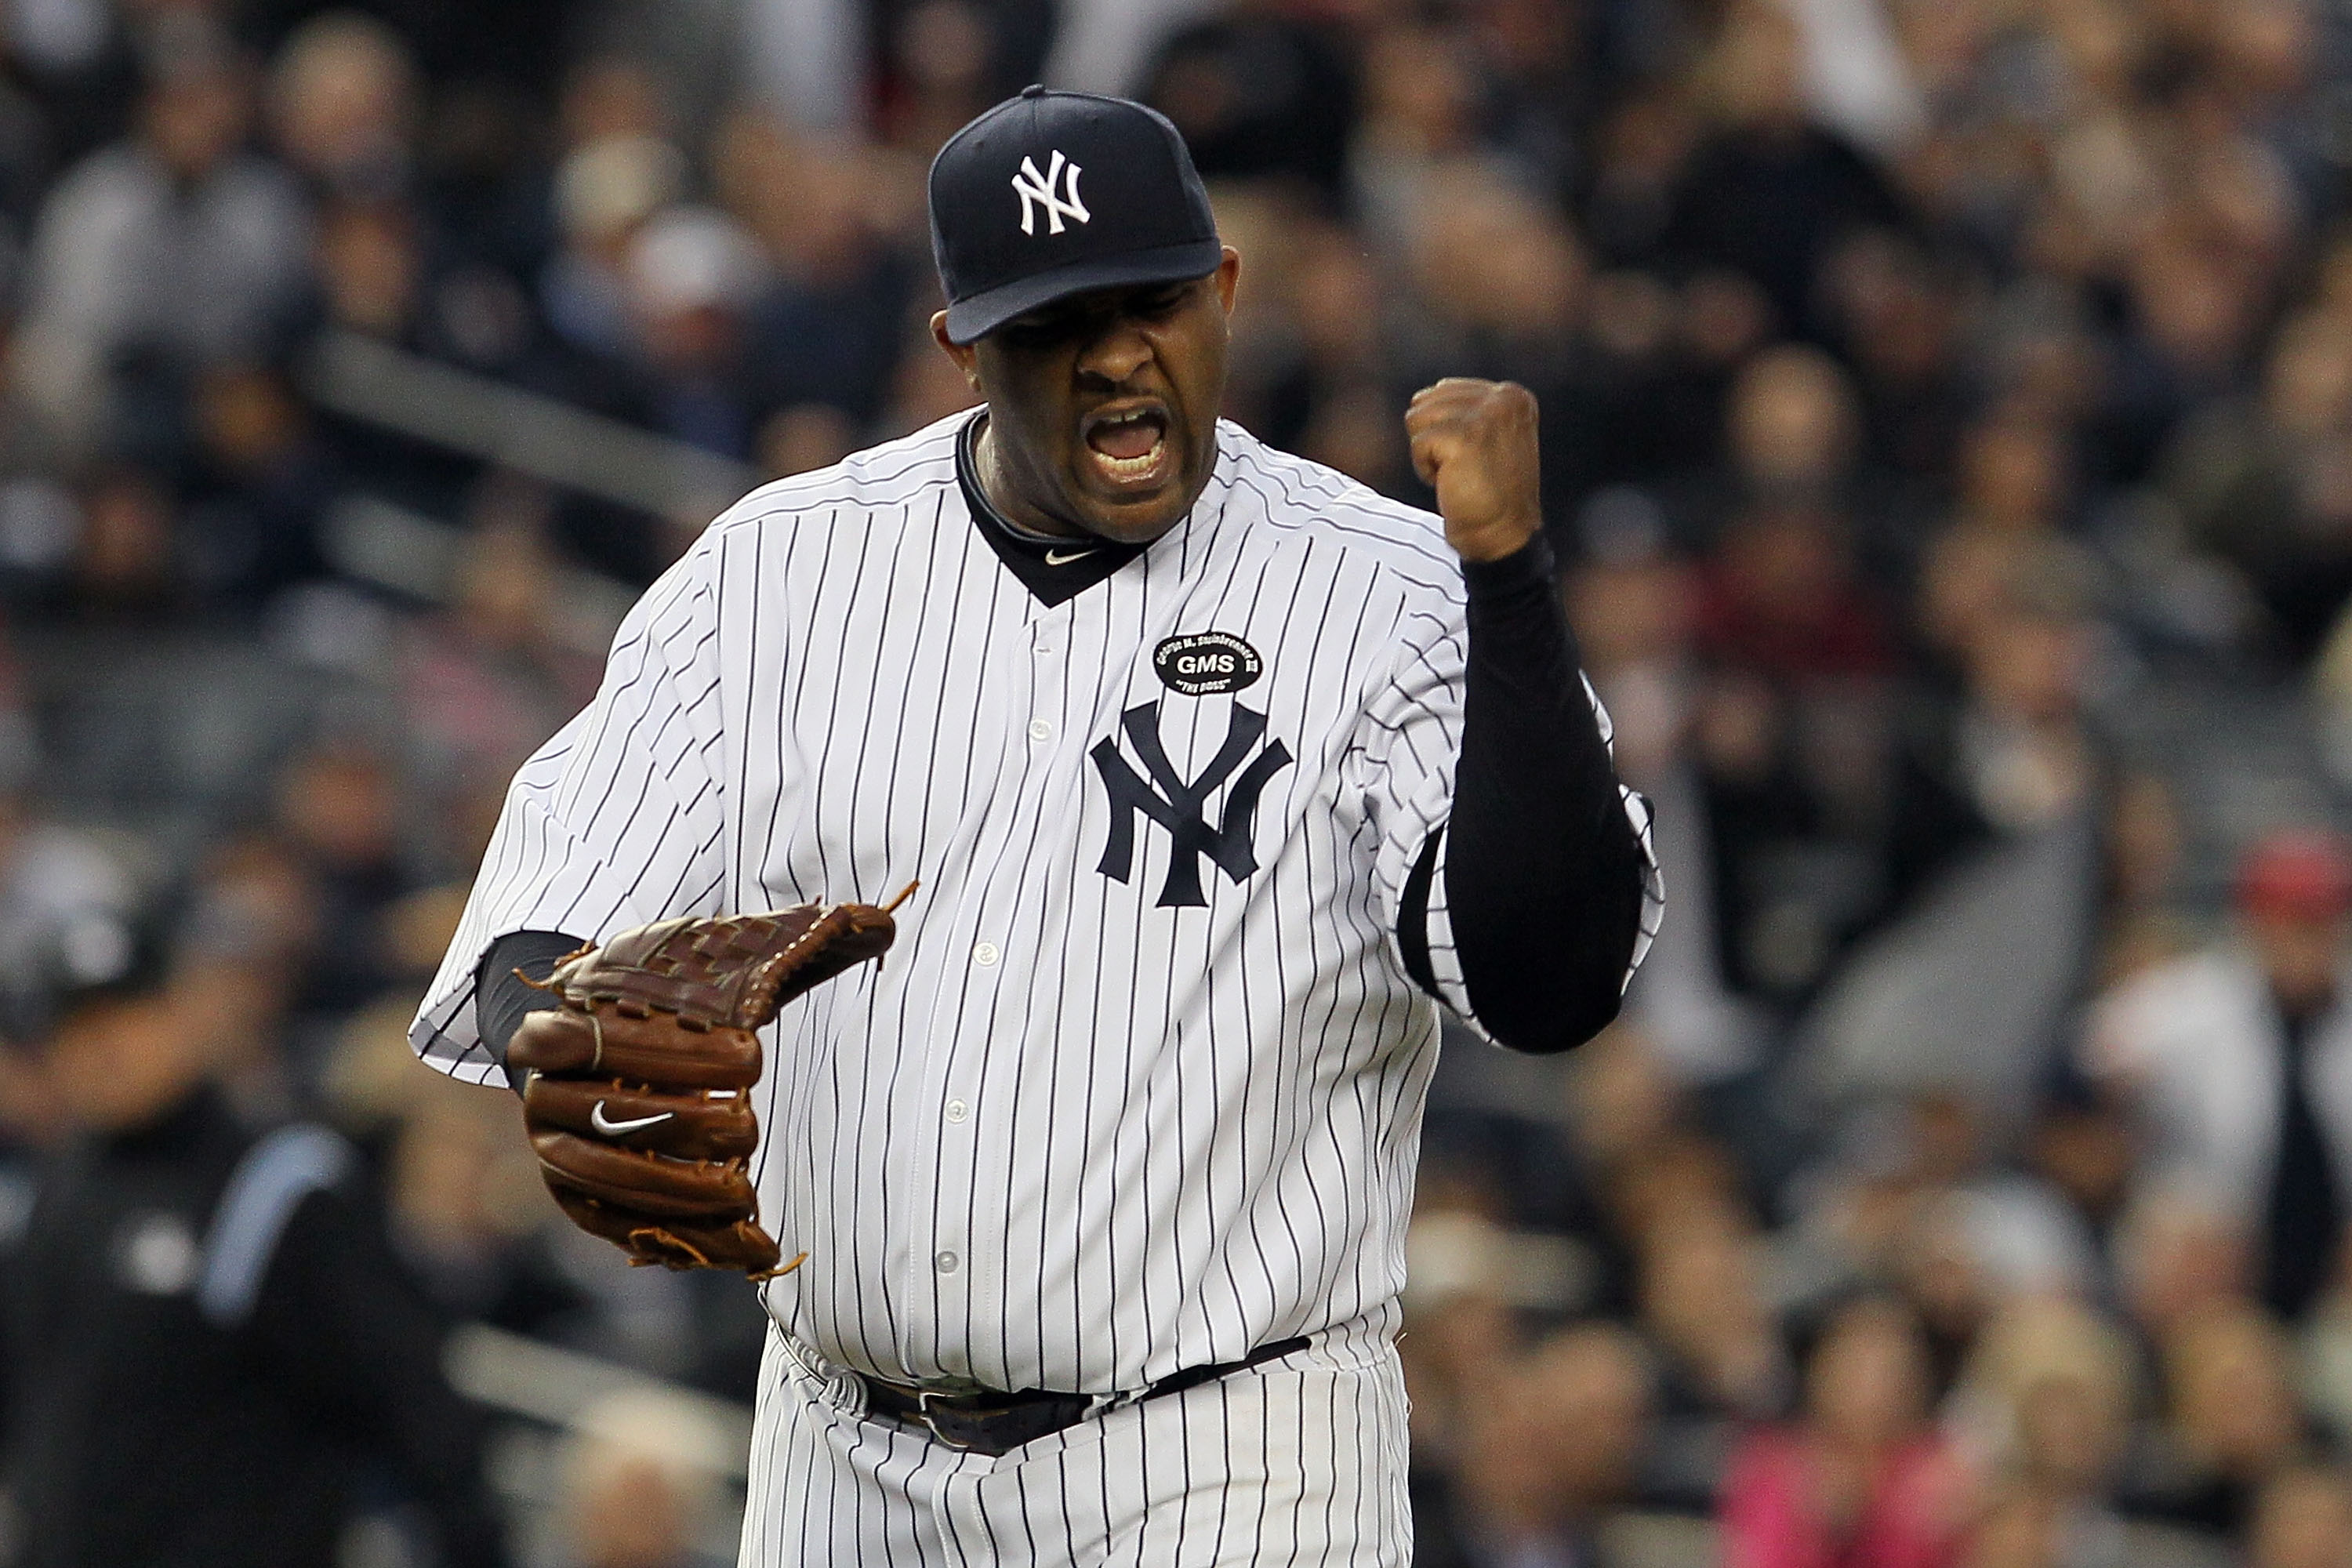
858, 1337, 1311, 1456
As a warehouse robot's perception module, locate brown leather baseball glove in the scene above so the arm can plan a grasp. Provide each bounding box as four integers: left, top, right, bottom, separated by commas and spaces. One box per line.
506, 891, 909, 1279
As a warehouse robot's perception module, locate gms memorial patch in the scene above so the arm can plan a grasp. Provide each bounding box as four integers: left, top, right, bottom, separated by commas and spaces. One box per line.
1152, 631, 1262, 697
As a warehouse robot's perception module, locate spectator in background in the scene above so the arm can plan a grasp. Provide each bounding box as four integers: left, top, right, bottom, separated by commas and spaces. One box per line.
396, 492, 600, 811
1679, 485, 1898, 1016
0, 42, 54, 289
1824, 236, 1967, 492
877, 0, 1004, 158
1419, 1320, 1657, 1568
1719, 1294, 1970, 1568
755, 401, 860, 481
49, 466, 183, 618
539, 130, 682, 365
1568, 502, 1787, 1089
1661, 1, 1908, 341
241, 0, 569, 111
1144, 0, 1356, 204
2132, 1300, 2314, 1537
1396, 1234, 1519, 1531
0, 934, 506, 1567
170, 832, 318, 1116
2096, 167, 2300, 490
264, 11, 416, 205
557, 1391, 732, 1568
372, 1045, 559, 1327
1948, 1296, 2139, 1568
1464, 0, 1606, 199
716, 118, 915, 430
2087, 829, 2352, 1324
616, 205, 767, 461
2159, 308, 2352, 662
1696, 499, 1890, 685
1786, 1086, 2100, 1384
1942, 413, 2074, 556
312, 196, 423, 346
174, 361, 332, 609
13, 30, 307, 456
1706, 345, 1871, 539
557, 56, 673, 157
872, 306, 979, 438
1349, 19, 1508, 276
2246, 1464, 2352, 1568
299, 196, 488, 520
1798, 543, 2116, 1134
1639, 1198, 1794, 1507
270, 739, 416, 1050
0, 739, 133, 1046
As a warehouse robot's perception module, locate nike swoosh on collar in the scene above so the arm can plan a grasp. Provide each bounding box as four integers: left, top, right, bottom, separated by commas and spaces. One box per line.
591, 1102, 675, 1136
1044, 546, 1097, 565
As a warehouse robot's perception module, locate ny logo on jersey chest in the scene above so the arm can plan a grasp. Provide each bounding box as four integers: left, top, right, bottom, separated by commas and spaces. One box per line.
1091, 702, 1292, 908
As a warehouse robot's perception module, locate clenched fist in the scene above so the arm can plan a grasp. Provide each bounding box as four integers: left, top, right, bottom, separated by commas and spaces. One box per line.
1405, 378, 1543, 564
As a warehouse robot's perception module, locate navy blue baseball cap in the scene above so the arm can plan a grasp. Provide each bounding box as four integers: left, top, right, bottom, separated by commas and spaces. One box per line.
929, 85, 1224, 345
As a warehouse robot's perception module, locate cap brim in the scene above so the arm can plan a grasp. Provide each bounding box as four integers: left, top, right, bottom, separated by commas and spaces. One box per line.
943, 238, 1225, 345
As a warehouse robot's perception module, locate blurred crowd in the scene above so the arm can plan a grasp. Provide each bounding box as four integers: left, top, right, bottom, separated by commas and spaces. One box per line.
0, 0, 2350, 1563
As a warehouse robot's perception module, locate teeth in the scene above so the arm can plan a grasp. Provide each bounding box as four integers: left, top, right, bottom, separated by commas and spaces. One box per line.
1095, 434, 1164, 480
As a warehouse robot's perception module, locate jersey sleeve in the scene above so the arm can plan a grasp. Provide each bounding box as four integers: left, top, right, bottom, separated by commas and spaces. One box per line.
1358, 561, 1662, 1049
409, 547, 731, 1084
1359, 590, 1486, 1029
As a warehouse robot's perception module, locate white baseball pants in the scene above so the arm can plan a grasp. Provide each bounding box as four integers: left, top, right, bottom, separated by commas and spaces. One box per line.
736, 1323, 1411, 1565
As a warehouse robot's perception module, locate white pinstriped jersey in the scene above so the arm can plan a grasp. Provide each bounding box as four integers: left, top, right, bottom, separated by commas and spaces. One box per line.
412, 410, 1658, 1397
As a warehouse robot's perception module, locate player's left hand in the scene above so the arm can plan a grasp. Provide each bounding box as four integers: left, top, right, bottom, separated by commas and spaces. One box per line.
509, 891, 909, 1279
1405, 377, 1543, 564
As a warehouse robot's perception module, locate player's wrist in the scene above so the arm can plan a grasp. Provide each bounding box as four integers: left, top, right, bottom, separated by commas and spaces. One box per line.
1446, 508, 1544, 563
1459, 531, 1557, 593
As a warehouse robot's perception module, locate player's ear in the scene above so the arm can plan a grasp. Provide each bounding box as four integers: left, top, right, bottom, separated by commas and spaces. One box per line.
1214, 248, 1241, 316
930, 310, 982, 393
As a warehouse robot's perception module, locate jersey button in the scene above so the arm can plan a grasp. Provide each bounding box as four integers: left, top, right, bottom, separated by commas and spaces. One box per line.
1027, 717, 1053, 742
935, 1250, 960, 1274
945, 1098, 969, 1123
972, 942, 1000, 967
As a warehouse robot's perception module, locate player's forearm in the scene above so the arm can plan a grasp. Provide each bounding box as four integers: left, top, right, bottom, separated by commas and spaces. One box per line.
1438, 535, 1645, 1052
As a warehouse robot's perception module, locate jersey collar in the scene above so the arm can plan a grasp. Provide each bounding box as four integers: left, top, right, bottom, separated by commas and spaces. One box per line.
956, 412, 1145, 608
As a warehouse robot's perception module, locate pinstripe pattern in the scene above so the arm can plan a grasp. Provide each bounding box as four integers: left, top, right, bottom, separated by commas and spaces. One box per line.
742, 1317, 1410, 1566
410, 409, 1659, 1559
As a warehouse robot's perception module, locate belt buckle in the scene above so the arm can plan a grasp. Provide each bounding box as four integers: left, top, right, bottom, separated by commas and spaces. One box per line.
913, 1390, 982, 1451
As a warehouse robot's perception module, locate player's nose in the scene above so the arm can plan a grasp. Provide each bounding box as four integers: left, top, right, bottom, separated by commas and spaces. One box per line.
1074, 319, 1154, 387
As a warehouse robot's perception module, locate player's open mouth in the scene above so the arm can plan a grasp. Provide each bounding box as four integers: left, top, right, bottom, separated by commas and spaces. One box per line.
1081, 404, 1173, 490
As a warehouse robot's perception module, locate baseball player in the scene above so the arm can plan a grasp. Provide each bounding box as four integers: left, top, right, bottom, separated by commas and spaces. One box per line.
412, 87, 1661, 1564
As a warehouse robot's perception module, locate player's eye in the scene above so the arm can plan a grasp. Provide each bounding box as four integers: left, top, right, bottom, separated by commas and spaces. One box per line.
1133, 285, 1191, 318
996, 283, 1189, 350
1000, 304, 1094, 349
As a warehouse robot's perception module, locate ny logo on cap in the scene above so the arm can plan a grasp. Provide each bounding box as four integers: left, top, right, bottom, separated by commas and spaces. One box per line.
1012, 150, 1090, 236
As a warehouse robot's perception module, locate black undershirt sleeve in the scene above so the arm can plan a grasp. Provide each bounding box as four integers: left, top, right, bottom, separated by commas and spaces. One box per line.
474, 930, 590, 1092
1399, 536, 1646, 1054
